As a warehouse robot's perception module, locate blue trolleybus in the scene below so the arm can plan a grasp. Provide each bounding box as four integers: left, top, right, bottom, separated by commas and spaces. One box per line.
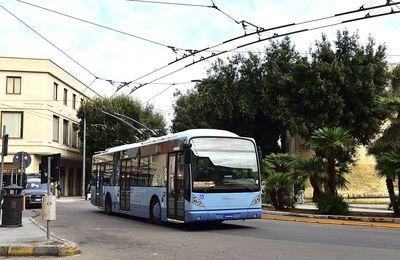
90, 129, 262, 223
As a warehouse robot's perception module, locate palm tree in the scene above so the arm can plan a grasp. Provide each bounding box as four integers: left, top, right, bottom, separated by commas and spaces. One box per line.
311, 127, 355, 195
375, 151, 400, 216
263, 153, 296, 210
368, 68, 400, 217
264, 172, 293, 210
294, 156, 350, 202
294, 157, 324, 201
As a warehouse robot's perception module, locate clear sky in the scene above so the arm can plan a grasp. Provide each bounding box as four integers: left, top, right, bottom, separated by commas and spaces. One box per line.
1, 0, 399, 127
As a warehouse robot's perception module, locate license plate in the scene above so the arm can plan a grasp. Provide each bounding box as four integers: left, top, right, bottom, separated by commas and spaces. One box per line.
35, 198, 42, 202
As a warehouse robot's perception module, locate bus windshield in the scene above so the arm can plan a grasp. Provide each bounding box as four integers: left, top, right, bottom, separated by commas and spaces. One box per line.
190, 137, 260, 193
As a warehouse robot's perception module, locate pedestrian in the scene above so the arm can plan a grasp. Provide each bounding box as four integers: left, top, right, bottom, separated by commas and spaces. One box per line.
57, 183, 62, 199
85, 183, 90, 200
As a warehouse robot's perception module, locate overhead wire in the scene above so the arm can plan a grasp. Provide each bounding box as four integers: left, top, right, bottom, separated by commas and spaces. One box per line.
126, 4, 400, 94
0, 4, 97, 79
142, 82, 197, 104
0, 102, 62, 122
13, 0, 400, 96
128, 0, 263, 32
5, 0, 400, 97
126, 0, 214, 8
15, 0, 185, 53
119, 1, 400, 94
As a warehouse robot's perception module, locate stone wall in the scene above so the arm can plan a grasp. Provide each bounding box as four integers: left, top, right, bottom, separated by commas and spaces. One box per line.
304, 146, 388, 201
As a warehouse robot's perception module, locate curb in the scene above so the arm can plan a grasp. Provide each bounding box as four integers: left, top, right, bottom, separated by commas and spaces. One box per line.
0, 218, 80, 257
263, 210, 400, 228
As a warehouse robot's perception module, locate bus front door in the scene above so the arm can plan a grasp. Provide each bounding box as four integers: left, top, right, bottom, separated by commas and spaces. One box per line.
167, 153, 185, 221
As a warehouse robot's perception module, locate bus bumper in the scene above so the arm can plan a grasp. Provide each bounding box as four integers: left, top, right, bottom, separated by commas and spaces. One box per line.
185, 208, 262, 222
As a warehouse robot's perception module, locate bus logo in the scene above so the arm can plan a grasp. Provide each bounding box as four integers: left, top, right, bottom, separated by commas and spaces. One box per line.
223, 196, 234, 200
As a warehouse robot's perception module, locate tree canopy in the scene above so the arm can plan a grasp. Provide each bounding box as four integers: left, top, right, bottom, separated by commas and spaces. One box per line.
172, 29, 390, 153
77, 95, 166, 158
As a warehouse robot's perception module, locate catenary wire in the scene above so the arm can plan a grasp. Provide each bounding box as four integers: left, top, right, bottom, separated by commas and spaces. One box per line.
15, 0, 185, 52
127, 0, 214, 8
11, 0, 399, 97
127, 7, 400, 94
118, 1, 400, 94
128, 0, 263, 31
5, 1, 400, 97
0, 4, 97, 79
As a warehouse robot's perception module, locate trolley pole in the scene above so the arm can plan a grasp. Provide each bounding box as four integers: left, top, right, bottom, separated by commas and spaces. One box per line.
47, 156, 51, 240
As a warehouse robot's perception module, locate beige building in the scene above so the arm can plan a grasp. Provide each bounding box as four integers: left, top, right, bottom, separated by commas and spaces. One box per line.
0, 57, 98, 196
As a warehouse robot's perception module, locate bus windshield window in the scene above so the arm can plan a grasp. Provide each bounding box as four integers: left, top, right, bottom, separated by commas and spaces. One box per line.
190, 137, 259, 193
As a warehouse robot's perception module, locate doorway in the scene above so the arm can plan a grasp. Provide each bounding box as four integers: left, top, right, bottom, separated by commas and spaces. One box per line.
167, 153, 185, 221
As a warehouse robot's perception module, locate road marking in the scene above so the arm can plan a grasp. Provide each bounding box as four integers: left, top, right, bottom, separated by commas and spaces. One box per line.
263, 215, 400, 228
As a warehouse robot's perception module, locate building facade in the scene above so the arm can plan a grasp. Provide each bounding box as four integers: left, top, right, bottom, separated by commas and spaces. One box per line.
0, 57, 98, 196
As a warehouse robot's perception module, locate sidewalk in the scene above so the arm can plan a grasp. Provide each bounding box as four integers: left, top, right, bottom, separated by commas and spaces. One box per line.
0, 212, 80, 257
295, 202, 394, 214
263, 203, 400, 228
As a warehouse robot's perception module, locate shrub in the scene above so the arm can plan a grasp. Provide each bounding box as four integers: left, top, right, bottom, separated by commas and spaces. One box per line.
283, 196, 296, 209
316, 193, 349, 215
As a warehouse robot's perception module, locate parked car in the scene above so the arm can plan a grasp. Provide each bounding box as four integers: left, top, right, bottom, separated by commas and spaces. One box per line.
22, 177, 49, 208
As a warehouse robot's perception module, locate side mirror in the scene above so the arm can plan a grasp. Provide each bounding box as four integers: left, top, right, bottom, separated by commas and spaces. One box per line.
257, 146, 262, 163
182, 143, 192, 164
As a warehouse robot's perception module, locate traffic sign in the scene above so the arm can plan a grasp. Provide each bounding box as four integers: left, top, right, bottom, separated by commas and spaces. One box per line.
13, 151, 31, 168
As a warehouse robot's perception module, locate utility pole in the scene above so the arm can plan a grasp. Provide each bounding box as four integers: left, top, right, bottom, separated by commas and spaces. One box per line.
81, 112, 86, 199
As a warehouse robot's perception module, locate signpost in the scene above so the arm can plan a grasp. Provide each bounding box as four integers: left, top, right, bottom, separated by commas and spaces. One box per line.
41, 156, 56, 240
12, 151, 31, 187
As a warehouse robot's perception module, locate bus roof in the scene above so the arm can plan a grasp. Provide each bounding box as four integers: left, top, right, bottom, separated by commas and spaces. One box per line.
98, 129, 239, 155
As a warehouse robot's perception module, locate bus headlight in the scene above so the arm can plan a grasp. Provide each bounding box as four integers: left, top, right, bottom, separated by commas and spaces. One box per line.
250, 194, 261, 206
192, 195, 205, 207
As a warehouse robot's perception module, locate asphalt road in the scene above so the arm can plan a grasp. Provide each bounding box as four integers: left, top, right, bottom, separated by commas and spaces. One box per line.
28, 198, 400, 260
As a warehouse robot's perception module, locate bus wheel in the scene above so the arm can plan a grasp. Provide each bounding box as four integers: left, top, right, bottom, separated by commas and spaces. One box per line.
150, 199, 161, 224
105, 195, 112, 215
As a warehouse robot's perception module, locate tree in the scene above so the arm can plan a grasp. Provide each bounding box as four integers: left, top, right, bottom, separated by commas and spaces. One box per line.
173, 30, 389, 155
266, 30, 389, 144
172, 53, 283, 154
311, 127, 355, 195
368, 66, 400, 216
76, 95, 166, 158
263, 153, 296, 210
294, 156, 350, 202
294, 157, 324, 201
375, 151, 400, 216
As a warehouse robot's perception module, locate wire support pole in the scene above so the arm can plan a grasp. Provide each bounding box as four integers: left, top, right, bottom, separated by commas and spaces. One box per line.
82, 113, 86, 200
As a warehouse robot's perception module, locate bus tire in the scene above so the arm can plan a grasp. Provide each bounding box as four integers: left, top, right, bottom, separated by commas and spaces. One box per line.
150, 198, 161, 224
105, 194, 112, 215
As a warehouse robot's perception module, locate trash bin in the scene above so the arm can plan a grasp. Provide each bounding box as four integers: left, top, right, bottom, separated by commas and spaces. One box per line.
1, 184, 24, 227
